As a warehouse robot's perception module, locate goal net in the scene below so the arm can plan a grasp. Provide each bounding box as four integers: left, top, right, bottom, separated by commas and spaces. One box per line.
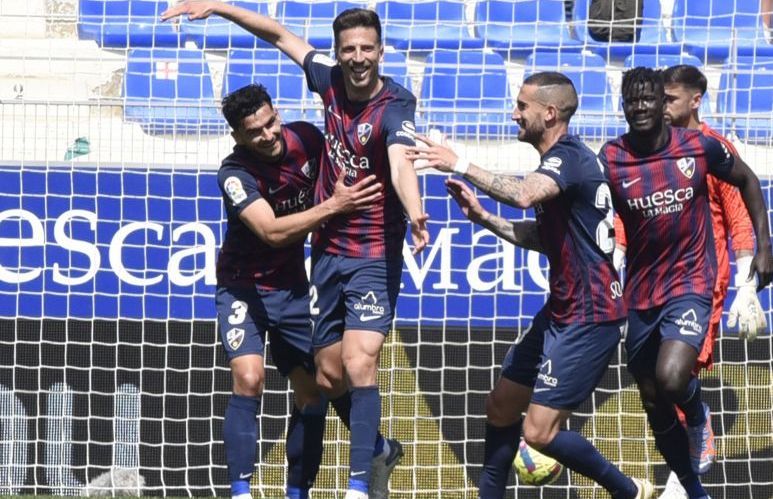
0, 0, 771, 498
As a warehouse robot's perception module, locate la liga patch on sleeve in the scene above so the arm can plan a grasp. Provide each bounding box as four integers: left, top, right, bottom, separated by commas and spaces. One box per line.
224, 176, 248, 205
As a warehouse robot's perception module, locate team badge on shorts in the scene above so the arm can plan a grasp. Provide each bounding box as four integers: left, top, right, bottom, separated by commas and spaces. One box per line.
354, 291, 385, 322
357, 123, 372, 145
226, 327, 245, 350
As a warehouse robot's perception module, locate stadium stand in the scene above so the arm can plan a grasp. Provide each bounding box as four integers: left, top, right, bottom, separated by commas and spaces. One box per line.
381, 49, 413, 92
672, 0, 773, 61
525, 50, 626, 139
77, 0, 183, 48
123, 48, 227, 135
420, 49, 515, 138
717, 56, 773, 144
276, 1, 369, 50
473, 0, 580, 55
572, 0, 680, 60
376, 0, 484, 50
222, 48, 320, 124
180, 0, 271, 49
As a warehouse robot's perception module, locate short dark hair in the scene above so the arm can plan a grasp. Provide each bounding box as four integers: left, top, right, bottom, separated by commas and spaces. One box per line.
662, 64, 707, 96
522, 71, 578, 121
333, 8, 382, 47
221, 84, 273, 130
622, 66, 664, 100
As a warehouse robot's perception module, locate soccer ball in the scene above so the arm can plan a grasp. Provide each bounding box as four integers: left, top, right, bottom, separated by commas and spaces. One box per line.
513, 439, 564, 486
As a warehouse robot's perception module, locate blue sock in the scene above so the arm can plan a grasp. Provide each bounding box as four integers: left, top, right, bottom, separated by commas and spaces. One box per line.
286, 398, 327, 495
651, 418, 707, 497
223, 394, 260, 486
540, 430, 637, 499
678, 377, 706, 427
332, 392, 386, 458
478, 421, 522, 499
348, 386, 380, 491
230, 480, 250, 497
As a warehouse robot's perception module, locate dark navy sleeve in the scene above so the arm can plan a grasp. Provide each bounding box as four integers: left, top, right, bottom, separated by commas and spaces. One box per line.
534, 144, 582, 192
218, 164, 262, 215
383, 93, 417, 147
303, 50, 337, 95
700, 134, 735, 179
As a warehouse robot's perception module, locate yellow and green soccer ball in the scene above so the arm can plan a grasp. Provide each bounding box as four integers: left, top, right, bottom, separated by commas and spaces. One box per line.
513, 439, 564, 486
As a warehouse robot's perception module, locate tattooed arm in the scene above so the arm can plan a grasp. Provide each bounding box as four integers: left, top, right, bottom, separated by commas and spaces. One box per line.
446, 178, 545, 253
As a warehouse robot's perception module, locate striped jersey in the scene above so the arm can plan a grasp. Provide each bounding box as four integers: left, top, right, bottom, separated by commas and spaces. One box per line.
216, 121, 323, 289
303, 51, 417, 258
534, 134, 626, 324
600, 126, 735, 310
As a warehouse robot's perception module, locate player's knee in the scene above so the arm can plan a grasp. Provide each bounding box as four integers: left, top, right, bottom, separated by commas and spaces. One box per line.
657, 374, 689, 403
342, 355, 377, 386
233, 370, 264, 397
522, 421, 553, 450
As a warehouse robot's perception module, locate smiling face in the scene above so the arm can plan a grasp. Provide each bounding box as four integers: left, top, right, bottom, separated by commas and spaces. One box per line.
335, 25, 384, 101
231, 103, 283, 161
622, 80, 666, 135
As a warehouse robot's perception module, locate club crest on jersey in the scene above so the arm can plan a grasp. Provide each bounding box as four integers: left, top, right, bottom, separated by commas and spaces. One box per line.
357, 123, 373, 146
301, 159, 317, 179
224, 176, 248, 205
676, 157, 695, 179
226, 327, 245, 350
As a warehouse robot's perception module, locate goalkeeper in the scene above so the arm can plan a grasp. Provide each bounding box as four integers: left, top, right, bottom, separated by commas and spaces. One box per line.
214, 84, 380, 499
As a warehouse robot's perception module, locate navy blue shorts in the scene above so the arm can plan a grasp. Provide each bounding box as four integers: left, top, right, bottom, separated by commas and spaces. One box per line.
626, 293, 712, 376
215, 285, 314, 377
501, 306, 624, 410
310, 251, 402, 348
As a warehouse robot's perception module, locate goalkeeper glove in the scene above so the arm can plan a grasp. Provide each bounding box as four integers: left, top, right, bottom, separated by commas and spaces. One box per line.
727, 256, 767, 341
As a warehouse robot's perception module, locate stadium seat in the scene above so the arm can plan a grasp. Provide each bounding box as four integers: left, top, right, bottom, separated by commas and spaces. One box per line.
420, 50, 515, 138
123, 48, 228, 135
77, 0, 183, 48
276, 1, 369, 50
672, 0, 773, 61
181, 1, 271, 49
572, 0, 680, 60
524, 51, 626, 139
717, 56, 773, 144
474, 0, 580, 55
375, 1, 484, 51
223, 49, 320, 125
381, 50, 413, 93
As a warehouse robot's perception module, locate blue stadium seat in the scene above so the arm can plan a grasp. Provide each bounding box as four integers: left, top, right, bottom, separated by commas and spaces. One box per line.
181, 1, 271, 49
420, 50, 515, 138
123, 49, 228, 135
622, 53, 715, 124
381, 50, 413, 93
277, 1, 369, 50
223, 49, 320, 125
524, 51, 625, 139
717, 57, 773, 144
672, 0, 773, 61
573, 0, 680, 60
375, 1, 484, 51
474, 0, 580, 55
77, 0, 183, 48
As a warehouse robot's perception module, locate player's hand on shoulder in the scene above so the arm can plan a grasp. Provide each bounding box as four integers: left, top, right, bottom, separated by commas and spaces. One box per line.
446, 178, 487, 225
751, 246, 773, 291
161, 0, 218, 22
329, 169, 382, 214
409, 213, 430, 255
406, 133, 458, 173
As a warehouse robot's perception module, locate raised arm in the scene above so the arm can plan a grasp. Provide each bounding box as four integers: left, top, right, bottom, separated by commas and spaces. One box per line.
242, 174, 381, 248
406, 135, 560, 208
161, 0, 313, 66
446, 178, 544, 253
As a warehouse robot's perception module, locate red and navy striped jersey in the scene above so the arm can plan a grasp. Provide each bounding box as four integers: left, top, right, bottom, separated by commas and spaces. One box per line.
599, 126, 735, 310
303, 51, 417, 258
216, 121, 323, 290
534, 134, 626, 324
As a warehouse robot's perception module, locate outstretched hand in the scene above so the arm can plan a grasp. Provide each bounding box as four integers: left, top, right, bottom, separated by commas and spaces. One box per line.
160, 0, 218, 22
329, 170, 382, 214
445, 178, 487, 225
406, 134, 459, 173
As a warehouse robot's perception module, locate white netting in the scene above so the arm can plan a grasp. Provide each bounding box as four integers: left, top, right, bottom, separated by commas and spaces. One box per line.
0, 0, 771, 497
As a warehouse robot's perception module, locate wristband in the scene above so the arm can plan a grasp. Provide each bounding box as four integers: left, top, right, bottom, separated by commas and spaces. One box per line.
734, 255, 757, 287
453, 156, 470, 176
